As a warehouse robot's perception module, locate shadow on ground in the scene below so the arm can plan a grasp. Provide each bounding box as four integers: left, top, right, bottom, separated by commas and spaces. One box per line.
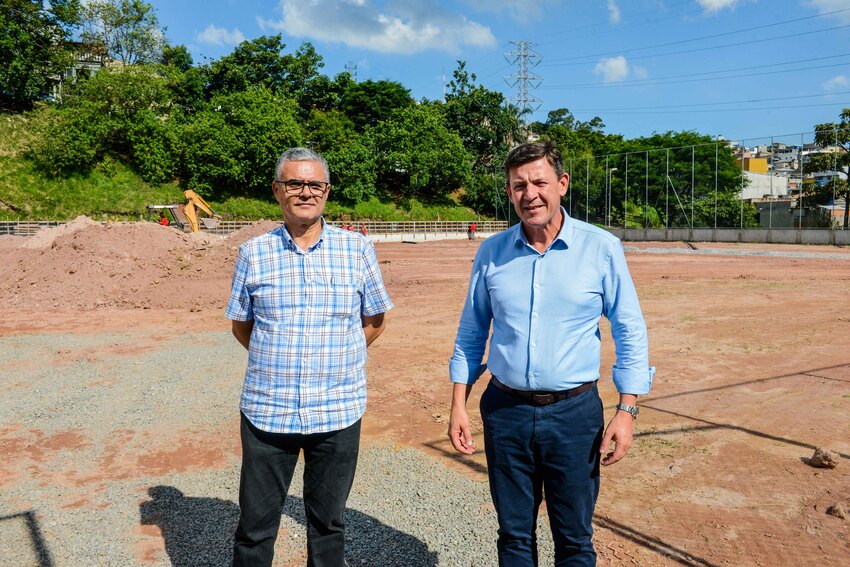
0, 510, 53, 567
139, 486, 438, 566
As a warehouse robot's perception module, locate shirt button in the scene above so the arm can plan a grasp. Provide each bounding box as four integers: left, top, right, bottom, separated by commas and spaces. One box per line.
532, 312, 538, 318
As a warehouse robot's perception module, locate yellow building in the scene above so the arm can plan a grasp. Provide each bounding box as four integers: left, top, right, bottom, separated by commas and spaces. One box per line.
735, 157, 768, 174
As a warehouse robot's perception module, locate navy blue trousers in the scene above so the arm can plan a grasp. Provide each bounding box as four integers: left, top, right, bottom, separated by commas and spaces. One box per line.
232, 413, 361, 567
480, 380, 604, 566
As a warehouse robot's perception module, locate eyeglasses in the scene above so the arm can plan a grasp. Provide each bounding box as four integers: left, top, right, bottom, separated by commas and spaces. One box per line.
276, 179, 330, 196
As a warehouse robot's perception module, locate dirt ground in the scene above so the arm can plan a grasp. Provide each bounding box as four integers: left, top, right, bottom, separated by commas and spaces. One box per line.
1, 218, 848, 565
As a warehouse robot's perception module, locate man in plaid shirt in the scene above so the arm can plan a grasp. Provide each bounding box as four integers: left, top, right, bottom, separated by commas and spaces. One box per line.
226, 147, 393, 566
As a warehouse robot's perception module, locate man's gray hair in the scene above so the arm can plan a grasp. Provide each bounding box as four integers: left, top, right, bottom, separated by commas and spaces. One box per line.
275, 147, 331, 182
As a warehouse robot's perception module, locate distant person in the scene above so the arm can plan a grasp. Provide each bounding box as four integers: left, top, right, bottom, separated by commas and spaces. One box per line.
360, 223, 368, 236
226, 147, 393, 566
448, 140, 655, 565
467, 222, 477, 240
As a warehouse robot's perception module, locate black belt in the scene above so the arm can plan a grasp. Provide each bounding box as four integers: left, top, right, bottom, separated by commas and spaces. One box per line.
491, 376, 596, 406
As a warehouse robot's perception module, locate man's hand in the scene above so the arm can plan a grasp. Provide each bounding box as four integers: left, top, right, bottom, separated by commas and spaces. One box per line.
599, 410, 634, 466
448, 382, 476, 454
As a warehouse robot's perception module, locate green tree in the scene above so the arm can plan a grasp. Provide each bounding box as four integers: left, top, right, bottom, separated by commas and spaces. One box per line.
159, 44, 192, 72
305, 109, 357, 153
442, 61, 521, 171
181, 88, 302, 197
368, 105, 472, 203
0, 0, 81, 110
205, 35, 324, 98
81, 0, 165, 65
296, 72, 354, 120
805, 108, 850, 229
325, 137, 377, 205
157, 47, 205, 117
339, 79, 413, 130
30, 64, 176, 179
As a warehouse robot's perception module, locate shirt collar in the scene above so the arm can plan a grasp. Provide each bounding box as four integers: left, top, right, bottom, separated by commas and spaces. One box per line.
277, 218, 327, 253
512, 207, 573, 251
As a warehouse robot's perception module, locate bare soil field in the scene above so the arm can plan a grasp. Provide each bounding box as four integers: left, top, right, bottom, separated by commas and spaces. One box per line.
1, 218, 848, 566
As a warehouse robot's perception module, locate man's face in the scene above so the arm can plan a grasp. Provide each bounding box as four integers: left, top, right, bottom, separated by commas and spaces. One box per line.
273, 160, 330, 226
506, 157, 569, 230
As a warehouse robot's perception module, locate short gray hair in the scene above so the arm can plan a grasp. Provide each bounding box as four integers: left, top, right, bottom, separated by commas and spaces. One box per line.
275, 147, 330, 182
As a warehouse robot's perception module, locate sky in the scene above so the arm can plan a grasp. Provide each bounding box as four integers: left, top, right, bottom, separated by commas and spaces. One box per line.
146, 0, 850, 144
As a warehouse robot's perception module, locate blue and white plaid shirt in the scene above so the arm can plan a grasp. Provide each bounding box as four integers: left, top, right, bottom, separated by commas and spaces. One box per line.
225, 222, 393, 434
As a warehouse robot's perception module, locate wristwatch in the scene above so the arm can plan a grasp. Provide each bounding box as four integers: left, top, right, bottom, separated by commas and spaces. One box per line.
616, 403, 639, 420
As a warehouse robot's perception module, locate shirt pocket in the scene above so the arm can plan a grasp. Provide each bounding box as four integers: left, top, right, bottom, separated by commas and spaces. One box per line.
317, 275, 361, 318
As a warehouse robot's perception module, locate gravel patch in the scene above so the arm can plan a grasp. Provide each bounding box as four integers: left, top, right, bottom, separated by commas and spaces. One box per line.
0, 331, 557, 566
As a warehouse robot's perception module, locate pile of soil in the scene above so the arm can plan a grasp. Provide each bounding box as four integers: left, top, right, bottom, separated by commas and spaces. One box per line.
0, 217, 274, 311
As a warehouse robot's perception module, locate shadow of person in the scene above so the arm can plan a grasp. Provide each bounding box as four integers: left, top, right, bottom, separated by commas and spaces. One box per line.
139, 485, 239, 567
283, 496, 439, 567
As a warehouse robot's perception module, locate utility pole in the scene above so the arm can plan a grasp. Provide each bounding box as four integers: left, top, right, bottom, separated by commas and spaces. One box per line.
504, 41, 543, 116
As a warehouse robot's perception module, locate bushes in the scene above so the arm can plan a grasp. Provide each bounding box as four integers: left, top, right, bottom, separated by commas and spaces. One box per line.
182, 89, 302, 197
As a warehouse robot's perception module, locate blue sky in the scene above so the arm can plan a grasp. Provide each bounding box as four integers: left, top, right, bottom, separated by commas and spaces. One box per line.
147, 0, 850, 144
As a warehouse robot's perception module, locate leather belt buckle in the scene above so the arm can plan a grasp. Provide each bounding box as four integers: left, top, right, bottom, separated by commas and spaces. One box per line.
531, 393, 554, 406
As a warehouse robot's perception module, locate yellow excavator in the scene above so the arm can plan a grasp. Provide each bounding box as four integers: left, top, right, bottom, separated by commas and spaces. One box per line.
147, 190, 221, 232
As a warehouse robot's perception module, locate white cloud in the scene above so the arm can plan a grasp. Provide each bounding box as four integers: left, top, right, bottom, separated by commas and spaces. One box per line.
608, 0, 621, 23
805, 0, 850, 24
697, 0, 740, 12
822, 74, 849, 90
259, 0, 496, 55
594, 56, 630, 83
196, 24, 245, 47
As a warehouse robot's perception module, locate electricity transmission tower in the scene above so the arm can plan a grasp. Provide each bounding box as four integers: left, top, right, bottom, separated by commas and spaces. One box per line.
344, 61, 358, 82
504, 41, 543, 115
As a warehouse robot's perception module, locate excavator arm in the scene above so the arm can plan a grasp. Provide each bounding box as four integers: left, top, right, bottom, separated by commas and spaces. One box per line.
181, 189, 220, 232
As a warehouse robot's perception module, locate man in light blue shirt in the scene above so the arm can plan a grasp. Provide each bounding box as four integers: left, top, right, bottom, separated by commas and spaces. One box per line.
449, 141, 654, 566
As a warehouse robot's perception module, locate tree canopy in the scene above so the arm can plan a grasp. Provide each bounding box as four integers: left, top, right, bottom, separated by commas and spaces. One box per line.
81, 0, 165, 65
0, 0, 81, 110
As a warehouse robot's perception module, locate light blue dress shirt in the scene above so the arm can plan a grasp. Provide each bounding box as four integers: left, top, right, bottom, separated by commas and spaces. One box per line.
449, 209, 654, 395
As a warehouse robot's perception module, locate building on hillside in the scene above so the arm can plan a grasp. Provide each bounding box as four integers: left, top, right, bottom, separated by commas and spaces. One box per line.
50, 42, 110, 100
741, 171, 790, 200
812, 170, 848, 187
736, 157, 768, 174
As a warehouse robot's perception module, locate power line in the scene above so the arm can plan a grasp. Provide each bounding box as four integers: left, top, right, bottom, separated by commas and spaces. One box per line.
563, 91, 850, 112
540, 60, 850, 90
562, 101, 850, 115
544, 8, 850, 65
535, 0, 698, 45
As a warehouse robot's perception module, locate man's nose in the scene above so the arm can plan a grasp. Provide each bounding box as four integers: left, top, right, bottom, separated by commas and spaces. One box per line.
523, 183, 541, 199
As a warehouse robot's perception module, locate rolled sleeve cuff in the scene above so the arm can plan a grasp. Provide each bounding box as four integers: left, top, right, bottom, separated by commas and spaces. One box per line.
449, 360, 487, 385
612, 365, 656, 395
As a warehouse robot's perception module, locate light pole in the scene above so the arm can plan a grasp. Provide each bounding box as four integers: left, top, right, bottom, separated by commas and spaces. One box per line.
606, 167, 618, 226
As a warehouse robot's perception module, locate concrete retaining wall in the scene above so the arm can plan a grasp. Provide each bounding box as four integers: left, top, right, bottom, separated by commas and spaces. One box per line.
612, 228, 850, 245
